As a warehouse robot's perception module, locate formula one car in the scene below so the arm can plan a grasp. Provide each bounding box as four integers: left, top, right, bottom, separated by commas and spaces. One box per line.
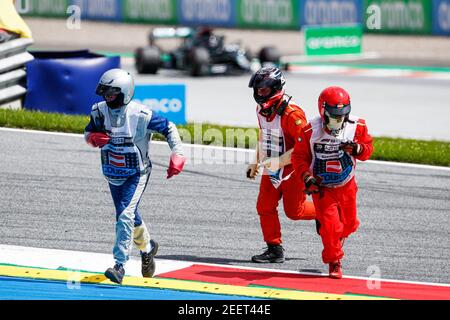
135, 27, 282, 77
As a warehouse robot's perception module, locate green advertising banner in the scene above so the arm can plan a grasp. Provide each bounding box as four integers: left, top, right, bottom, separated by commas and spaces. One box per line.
305, 25, 363, 56
123, 0, 177, 24
237, 0, 299, 30
364, 0, 432, 34
16, 0, 69, 18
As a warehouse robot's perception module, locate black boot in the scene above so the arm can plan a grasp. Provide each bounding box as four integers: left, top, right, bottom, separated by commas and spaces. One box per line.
251, 244, 285, 263
315, 219, 321, 235
105, 263, 125, 284
141, 239, 159, 278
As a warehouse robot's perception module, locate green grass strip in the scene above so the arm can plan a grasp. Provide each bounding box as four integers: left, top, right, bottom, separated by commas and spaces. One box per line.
1, 108, 449, 167
0, 108, 89, 134
372, 137, 450, 167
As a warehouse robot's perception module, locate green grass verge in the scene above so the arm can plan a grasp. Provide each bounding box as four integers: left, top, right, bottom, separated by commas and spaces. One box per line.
1, 108, 449, 167
0, 108, 89, 134
371, 137, 450, 167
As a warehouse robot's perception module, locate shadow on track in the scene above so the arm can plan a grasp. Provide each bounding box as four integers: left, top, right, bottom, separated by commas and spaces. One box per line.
157, 255, 307, 265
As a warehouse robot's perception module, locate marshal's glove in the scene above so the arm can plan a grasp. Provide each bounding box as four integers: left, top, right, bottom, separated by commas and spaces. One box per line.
86, 132, 110, 148
167, 153, 186, 179
340, 141, 362, 156
303, 172, 321, 195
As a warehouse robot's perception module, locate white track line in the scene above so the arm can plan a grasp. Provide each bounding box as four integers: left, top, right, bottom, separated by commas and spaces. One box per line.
282, 52, 381, 63
0, 244, 192, 277
0, 126, 84, 138
365, 159, 450, 172
1, 244, 448, 288
2, 127, 449, 171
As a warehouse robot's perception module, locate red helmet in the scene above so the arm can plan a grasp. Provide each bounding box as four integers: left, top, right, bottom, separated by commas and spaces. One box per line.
318, 86, 351, 118
318, 86, 351, 134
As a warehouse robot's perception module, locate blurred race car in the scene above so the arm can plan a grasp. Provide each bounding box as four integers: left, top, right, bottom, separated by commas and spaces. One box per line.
135, 27, 282, 77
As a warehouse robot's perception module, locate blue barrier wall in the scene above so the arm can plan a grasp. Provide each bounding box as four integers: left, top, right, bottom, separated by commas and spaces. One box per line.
299, 0, 363, 27
433, 0, 450, 35
177, 0, 237, 27
134, 84, 186, 125
24, 51, 120, 115
18, 0, 362, 29
71, 0, 123, 21
18, 0, 449, 35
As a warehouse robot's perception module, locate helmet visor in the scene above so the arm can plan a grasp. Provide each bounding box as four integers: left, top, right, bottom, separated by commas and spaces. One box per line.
96, 84, 121, 97
257, 87, 272, 98
324, 103, 351, 117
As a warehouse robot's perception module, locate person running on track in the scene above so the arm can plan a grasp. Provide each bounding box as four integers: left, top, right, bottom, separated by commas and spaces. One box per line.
247, 67, 316, 263
84, 69, 185, 284
291, 86, 373, 279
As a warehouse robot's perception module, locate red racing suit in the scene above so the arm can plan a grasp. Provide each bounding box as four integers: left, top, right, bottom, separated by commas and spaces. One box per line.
291, 115, 373, 264
256, 96, 316, 246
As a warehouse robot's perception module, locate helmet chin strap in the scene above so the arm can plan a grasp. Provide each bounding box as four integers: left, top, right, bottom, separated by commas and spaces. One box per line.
258, 93, 287, 120
259, 100, 279, 120
106, 101, 123, 109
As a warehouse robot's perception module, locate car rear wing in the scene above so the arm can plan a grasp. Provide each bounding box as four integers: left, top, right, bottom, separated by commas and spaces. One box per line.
149, 27, 193, 45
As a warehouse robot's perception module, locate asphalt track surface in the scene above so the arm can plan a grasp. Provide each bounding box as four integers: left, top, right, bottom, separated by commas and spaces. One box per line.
128, 67, 450, 142
0, 129, 449, 285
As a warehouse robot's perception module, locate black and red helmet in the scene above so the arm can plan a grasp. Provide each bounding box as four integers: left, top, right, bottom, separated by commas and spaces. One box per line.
249, 67, 286, 108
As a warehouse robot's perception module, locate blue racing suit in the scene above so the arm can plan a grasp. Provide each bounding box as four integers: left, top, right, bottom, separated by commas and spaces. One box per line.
84, 101, 184, 266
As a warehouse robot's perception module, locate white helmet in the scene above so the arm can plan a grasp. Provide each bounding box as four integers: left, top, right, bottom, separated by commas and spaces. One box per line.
96, 68, 135, 107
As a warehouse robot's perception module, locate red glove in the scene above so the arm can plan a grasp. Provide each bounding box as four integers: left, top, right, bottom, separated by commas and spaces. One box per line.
87, 132, 110, 148
167, 153, 186, 179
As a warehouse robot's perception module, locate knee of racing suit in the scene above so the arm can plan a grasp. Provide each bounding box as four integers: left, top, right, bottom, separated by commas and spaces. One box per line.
284, 200, 316, 221
339, 180, 359, 238
256, 189, 280, 217
256, 198, 278, 217
117, 209, 143, 226
134, 210, 143, 227
318, 215, 344, 242
342, 217, 360, 238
